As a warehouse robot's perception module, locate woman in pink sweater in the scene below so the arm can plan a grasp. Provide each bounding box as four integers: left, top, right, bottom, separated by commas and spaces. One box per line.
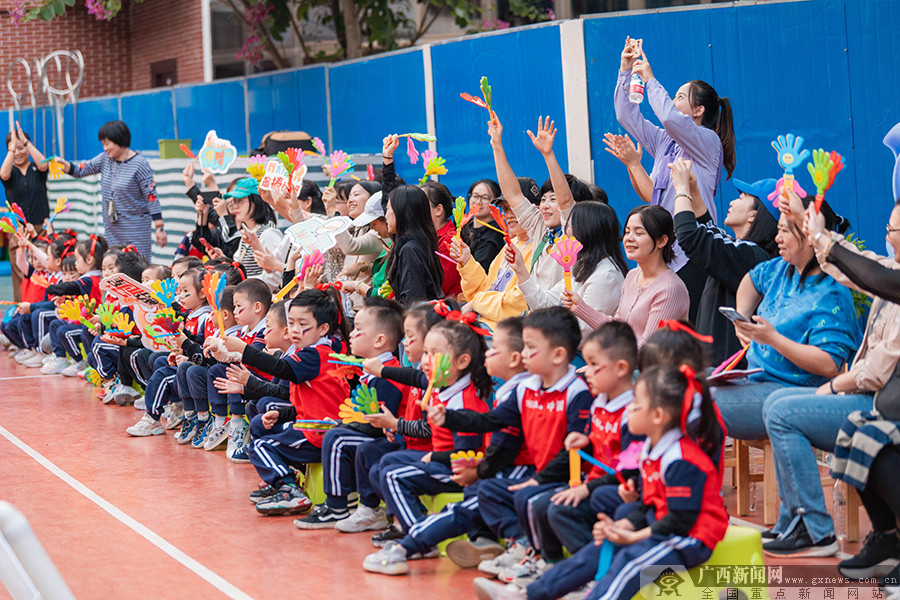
562, 205, 689, 346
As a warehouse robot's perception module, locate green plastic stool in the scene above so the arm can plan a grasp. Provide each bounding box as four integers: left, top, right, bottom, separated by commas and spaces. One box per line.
420, 492, 465, 556
300, 463, 327, 506
632, 526, 768, 600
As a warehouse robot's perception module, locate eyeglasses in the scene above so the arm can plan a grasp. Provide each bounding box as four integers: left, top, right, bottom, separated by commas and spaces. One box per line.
887, 224, 900, 234
469, 193, 493, 204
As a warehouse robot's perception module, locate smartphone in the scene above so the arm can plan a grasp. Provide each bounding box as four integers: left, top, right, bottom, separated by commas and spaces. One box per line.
198, 191, 219, 205
718, 306, 751, 323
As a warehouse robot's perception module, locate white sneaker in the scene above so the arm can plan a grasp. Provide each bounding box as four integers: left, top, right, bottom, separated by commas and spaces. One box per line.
61, 360, 86, 377
113, 385, 141, 406
203, 419, 229, 450
478, 543, 528, 576
225, 418, 249, 461
336, 505, 391, 533
362, 541, 410, 575
41, 357, 70, 375
15, 349, 37, 363
42, 354, 56, 366
0, 333, 9, 348
165, 402, 184, 430
22, 353, 46, 368
501, 557, 547, 587
101, 382, 119, 404
473, 578, 526, 600
126, 414, 165, 437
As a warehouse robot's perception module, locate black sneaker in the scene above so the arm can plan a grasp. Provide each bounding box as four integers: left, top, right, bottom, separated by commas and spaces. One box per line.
761, 528, 778, 540
255, 485, 312, 516
763, 520, 838, 558
249, 484, 278, 504
878, 562, 900, 592
293, 504, 350, 530
839, 530, 900, 580
371, 524, 405, 547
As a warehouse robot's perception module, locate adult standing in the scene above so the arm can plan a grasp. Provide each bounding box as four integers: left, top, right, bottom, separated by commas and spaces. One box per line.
1, 122, 49, 301
56, 121, 166, 258
615, 36, 736, 322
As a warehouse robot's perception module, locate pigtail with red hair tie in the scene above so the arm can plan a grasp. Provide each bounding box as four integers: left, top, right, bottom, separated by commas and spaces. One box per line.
432, 300, 492, 336
61, 238, 77, 258
657, 319, 714, 344
231, 262, 246, 281
122, 245, 139, 254
88, 234, 99, 257
678, 364, 703, 432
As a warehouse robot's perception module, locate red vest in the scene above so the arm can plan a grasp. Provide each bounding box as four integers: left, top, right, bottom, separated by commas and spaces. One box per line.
429, 374, 488, 453
586, 390, 633, 480
289, 341, 351, 447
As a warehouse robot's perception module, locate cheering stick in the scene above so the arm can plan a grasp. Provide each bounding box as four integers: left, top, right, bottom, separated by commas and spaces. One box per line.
489, 205, 512, 244
475, 219, 507, 236
418, 154, 447, 186
419, 353, 452, 409
569, 449, 582, 488
327, 150, 355, 188
577, 449, 626, 485
338, 384, 380, 424
273, 250, 326, 302
450, 450, 484, 470
202, 271, 227, 335
47, 196, 69, 224
711, 344, 749, 376
807, 149, 843, 213
460, 76, 497, 124
180, 144, 197, 161
150, 278, 178, 308
398, 133, 436, 143
548, 236, 583, 291
247, 154, 267, 181
328, 352, 365, 368
292, 420, 337, 431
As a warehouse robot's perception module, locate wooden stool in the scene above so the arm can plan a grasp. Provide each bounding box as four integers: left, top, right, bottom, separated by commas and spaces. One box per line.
733, 439, 779, 526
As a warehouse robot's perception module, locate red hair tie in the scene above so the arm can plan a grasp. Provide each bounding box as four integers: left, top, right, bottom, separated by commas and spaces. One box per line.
315, 282, 343, 292
658, 320, 713, 344
433, 300, 492, 336
123, 245, 139, 254
679, 364, 703, 432
89, 234, 98, 257
61, 238, 77, 258
63, 228, 77, 238
231, 262, 246, 281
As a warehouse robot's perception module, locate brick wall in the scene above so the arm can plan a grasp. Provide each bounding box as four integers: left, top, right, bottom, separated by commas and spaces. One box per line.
129, 0, 204, 90
0, 0, 205, 107
0, 2, 132, 105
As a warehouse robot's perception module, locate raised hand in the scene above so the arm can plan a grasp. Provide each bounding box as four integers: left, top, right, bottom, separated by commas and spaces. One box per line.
620, 36, 641, 72
527, 116, 557, 156
488, 113, 503, 147
668, 158, 694, 194
449, 236, 471, 264
382, 134, 400, 160
807, 148, 835, 195
603, 133, 642, 168
771, 134, 810, 176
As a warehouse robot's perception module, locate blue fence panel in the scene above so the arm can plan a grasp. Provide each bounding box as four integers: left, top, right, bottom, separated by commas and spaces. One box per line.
845, 0, 900, 248
709, 0, 857, 234
296, 66, 328, 147
247, 74, 276, 149
174, 80, 247, 153
70, 97, 120, 162
328, 50, 427, 155
122, 90, 176, 152
430, 25, 568, 198
584, 9, 713, 221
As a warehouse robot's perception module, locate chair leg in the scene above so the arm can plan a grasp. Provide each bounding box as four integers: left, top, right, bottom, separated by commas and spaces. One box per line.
762, 443, 779, 526
846, 486, 860, 543
734, 440, 751, 516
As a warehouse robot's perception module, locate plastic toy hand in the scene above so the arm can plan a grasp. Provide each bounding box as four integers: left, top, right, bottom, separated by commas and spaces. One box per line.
807, 148, 834, 195
150, 278, 178, 308
58, 299, 84, 324
430, 353, 452, 388
827, 151, 844, 190
95, 302, 117, 329
377, 281, 393, 299
771, 134, 810, 175
450, 450, 484, 470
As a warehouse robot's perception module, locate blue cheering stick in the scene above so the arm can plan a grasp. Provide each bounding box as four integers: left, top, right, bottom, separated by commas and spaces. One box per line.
577, 450, 626, 485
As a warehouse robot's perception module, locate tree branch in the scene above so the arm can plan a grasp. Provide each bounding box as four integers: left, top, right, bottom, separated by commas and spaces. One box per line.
410, 4, 444, 46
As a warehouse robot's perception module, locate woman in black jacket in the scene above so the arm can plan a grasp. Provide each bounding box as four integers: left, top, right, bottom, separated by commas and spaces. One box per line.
355, 186, 442, 306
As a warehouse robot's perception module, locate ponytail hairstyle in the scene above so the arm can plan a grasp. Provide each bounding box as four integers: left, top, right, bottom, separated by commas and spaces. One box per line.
420, 181, 454, 225
75, 234, 108, 270
429, 319, 493, 401
637, 364, 723, 462
688, 80, 736, 179
289, 288, 350, 343
212, 261, 246, 285
50, 237, 69, 260
639, 322, 709, 372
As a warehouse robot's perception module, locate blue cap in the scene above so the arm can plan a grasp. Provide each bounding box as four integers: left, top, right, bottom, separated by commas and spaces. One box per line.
733, 178, 778, 219
223, 177, 259, 200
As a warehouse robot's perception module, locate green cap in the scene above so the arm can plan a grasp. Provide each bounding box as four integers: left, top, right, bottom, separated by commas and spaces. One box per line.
223, 177, 259, 199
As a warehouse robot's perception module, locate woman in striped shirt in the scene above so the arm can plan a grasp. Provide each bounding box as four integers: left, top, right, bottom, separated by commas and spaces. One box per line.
57, 121, 166, 258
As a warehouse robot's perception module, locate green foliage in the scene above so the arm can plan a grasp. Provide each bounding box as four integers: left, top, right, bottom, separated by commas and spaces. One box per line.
846, 233, 873, 320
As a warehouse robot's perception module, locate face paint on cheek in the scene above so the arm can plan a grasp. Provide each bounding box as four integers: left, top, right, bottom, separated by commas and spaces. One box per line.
300, 326, 313, 336
351, 330, 366, 339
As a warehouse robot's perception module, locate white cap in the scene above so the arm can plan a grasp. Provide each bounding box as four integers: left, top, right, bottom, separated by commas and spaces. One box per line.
351, 191, 385, 227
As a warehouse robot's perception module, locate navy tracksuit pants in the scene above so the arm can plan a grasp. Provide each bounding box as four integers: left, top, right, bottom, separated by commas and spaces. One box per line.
378, 452, 465, 532
247, 414, 322, 487
358, 438, 402, 509
208, 362, 245, 417
476, 478, 564, 546
399, 464, 536, 556
321, 426, 383, 510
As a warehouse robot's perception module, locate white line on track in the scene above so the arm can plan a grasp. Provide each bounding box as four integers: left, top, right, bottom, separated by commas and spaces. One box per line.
0, 374, 62, 380
0, 423, 256, 600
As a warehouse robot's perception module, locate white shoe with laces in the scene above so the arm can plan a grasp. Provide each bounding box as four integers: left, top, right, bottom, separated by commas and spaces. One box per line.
61, 360, 85, 377
335, 505, 390, 533
126, 414, 165, 437
15, 349, 37, 363
473, 578, 526, 600
165, 402, 184, 430
478, 542, 528, 577
41, 356, 70, 375
22, 353, 46, 368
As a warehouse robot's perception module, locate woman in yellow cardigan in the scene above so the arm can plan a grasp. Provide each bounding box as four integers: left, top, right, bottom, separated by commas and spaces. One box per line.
449, 196, 535, 329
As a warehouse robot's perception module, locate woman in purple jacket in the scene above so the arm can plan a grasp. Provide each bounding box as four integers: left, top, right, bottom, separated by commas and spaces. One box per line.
614, 36, 735, 321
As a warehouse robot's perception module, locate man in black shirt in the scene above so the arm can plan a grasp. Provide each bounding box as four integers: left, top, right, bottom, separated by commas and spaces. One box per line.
1, 122, 50, 301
